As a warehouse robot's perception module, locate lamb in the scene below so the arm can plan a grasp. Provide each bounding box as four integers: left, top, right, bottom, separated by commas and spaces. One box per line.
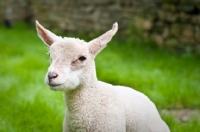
36, 20, 170, 132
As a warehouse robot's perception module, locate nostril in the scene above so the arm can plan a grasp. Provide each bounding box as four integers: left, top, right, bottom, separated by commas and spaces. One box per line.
48, 72, 58, 80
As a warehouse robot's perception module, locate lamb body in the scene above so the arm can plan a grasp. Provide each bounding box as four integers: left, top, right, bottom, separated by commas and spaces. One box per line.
36, 21, 170, 132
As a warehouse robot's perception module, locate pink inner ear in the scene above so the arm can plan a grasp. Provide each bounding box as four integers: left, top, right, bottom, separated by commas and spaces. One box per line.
88, 41, 102, 55
88, 22, 118, 56
37, 25, 53, 46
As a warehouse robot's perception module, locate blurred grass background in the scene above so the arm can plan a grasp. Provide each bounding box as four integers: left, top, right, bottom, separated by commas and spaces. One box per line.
0, 22, 200, 132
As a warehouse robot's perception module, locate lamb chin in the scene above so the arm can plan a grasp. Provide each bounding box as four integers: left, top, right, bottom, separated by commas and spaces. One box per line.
48, 84, 64, 91
50, 87, 64, 91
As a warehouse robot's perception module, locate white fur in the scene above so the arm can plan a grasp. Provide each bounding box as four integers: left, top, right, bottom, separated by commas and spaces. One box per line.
36, 20, 170, 132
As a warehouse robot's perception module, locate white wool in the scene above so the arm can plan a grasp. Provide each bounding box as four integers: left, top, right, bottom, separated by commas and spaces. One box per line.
36, 20, 170, 132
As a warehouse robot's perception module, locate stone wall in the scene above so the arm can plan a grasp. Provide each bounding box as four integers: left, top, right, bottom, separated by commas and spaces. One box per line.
1, 0, 200, 49
135, 1, 200, 48
0, 0, 30, 26
30, 0, 147, 33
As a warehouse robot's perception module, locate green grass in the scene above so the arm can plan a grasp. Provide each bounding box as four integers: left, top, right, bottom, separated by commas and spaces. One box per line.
96, 39, 200, 109
0, 22, 200, 131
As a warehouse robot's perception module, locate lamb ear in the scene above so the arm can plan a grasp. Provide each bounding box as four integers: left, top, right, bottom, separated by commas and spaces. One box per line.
36, 20, 61, 46
88, 22, 118, 56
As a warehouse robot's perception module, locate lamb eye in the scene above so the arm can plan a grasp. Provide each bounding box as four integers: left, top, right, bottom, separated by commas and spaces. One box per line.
78, 56, 86, 61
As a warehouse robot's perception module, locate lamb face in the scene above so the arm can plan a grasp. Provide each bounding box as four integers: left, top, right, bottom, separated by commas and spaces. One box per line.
46, 38, 91, 90
36, 20, 118, 91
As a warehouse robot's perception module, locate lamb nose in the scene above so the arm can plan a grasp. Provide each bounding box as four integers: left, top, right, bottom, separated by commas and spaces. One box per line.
48, 72, 58, 80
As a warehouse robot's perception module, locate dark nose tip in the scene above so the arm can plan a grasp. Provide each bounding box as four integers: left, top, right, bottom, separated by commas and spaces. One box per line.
48, 72, 58, 80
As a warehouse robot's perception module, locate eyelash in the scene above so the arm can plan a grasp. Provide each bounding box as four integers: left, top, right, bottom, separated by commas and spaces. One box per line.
78, 56, 86, 61
71, 56, 87, 65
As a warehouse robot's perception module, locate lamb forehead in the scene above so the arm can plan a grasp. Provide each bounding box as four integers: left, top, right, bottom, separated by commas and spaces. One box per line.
49, 38, 88, 57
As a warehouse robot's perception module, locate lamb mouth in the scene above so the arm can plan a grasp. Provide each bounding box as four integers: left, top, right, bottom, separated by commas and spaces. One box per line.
48, 83, 62, 87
